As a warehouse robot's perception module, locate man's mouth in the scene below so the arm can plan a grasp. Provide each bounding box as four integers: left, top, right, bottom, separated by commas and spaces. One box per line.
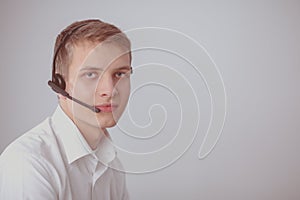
95, 103, 118, 113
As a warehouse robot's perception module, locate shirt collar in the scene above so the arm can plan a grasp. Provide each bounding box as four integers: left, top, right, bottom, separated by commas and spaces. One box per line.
51, 106, 116, 165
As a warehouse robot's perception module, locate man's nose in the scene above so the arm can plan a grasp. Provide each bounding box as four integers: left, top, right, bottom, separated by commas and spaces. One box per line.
96, 75, 117, 98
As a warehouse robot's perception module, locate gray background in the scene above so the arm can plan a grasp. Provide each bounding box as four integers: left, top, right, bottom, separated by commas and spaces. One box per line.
0, 0, 299, 199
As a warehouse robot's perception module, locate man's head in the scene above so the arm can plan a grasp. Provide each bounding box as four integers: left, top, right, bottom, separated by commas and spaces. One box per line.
53, 19, 131, 80
52, 19, 132, 131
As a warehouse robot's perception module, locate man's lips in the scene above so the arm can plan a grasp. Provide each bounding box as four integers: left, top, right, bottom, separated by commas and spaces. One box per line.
95, 103, 118, 112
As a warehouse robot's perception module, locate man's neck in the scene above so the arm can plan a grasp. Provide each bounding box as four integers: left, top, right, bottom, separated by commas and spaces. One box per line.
59, 104, 108, 150
74, 118, 107, 150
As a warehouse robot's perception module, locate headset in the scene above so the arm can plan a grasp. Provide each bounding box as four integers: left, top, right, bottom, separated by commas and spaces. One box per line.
48, 22, 101, 113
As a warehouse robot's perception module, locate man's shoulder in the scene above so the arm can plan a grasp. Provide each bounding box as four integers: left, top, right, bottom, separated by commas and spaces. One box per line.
0, 118, 67, 198
0, 117, 60, 164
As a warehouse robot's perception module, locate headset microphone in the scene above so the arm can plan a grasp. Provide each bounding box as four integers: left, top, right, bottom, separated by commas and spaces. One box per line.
48, 81, 101, 113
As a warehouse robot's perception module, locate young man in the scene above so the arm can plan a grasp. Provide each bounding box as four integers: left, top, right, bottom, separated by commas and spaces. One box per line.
0, 19, 132, 200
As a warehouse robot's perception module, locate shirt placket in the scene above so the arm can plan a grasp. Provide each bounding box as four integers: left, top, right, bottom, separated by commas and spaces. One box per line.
91, 154, 108, 200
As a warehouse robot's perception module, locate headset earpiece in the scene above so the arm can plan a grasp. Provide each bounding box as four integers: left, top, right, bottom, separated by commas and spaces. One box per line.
52, 73, 66, 90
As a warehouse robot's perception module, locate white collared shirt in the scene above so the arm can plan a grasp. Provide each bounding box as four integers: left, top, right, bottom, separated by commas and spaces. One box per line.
0, 106, 129, 200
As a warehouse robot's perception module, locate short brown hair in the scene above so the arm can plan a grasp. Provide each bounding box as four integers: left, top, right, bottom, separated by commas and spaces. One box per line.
53, 19, 131, 78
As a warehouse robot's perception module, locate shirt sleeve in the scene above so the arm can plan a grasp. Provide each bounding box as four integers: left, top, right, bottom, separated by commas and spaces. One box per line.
0, 148, 58, 200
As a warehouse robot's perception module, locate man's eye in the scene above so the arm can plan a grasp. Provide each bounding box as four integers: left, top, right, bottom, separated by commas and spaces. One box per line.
85, 72, 98, 79
115, 71, 127, 78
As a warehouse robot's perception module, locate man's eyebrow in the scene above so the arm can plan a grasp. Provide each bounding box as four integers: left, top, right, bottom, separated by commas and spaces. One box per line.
79, 66, 104, 71
80, 65, 132, 71
116, 66, 132, 70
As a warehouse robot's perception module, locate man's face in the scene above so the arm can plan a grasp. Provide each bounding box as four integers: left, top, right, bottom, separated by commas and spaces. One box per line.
61, 41, 131, 130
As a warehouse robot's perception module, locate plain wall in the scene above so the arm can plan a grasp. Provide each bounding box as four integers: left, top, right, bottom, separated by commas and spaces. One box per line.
0, 0, 299, 199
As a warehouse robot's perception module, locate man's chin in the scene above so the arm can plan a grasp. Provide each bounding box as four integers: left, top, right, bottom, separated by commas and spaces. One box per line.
97, 120, 117, 129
